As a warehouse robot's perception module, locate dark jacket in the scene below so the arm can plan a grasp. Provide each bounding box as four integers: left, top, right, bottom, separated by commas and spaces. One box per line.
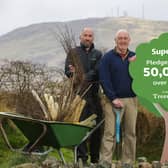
65, 43, 102, 97
99, 49, 136, 101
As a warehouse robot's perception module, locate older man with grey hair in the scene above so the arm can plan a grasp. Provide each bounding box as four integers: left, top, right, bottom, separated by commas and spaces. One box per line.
98, 29, 137, 168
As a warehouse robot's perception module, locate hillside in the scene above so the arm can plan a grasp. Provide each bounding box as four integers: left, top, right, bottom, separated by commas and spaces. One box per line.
0, 17, 168, 67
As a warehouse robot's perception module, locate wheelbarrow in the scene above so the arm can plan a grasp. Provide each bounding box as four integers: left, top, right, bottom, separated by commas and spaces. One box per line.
0, 111, 104, 164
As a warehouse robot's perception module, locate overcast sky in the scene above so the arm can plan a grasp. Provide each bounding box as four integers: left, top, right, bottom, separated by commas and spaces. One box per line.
0, 0, 168, 36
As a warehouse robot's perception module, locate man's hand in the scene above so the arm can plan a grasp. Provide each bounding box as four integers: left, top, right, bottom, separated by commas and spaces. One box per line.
112, 98, 124, 108
68, 65, 75, 72
128, 55, 136, 62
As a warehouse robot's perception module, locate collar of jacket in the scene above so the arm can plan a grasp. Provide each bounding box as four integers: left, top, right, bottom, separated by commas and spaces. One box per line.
113, 47, 130, 57
80, 42, 94, 52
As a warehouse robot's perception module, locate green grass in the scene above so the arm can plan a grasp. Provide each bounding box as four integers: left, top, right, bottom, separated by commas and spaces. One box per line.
0, 148, 74, 167
0, 120, 28, 167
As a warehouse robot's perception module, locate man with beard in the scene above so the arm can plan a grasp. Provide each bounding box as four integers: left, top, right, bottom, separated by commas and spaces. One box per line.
65, 27, 102, 165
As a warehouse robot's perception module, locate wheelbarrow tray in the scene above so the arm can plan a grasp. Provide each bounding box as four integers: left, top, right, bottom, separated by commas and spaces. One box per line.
0, 111, 91, 149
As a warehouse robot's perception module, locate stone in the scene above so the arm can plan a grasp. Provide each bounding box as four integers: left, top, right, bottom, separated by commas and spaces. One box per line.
138, 162, 152, 168
13, 163, 39, 168
152, 161, 161, 168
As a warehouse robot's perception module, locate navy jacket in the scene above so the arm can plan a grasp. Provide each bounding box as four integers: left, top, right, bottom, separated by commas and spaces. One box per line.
99, 49, 136, 101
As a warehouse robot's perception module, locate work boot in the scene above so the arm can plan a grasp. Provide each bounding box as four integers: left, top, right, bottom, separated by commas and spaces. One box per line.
96, 161, 111, 168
